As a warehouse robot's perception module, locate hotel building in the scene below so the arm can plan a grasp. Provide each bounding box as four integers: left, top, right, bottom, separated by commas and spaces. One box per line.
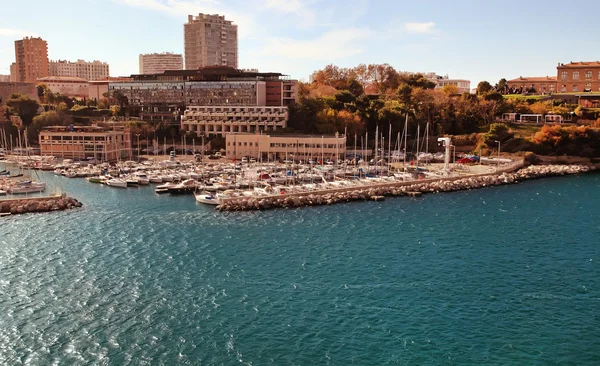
49, 59, 110, 81
225, 133, 347, 162
184, 13, 238, 69
435, 78, 471, 94
14, 37, 49, 83
139, 53, 183, 74
108, 67, 298, 122
39, 125, 131, 162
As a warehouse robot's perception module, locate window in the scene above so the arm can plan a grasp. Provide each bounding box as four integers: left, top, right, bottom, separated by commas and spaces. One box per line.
573, 71, 580, 81
561, 85, 567, 92
561, 71, 568, 81
585, 71, 592, 80
585, 83, 592, 91
573, 85, 578, 92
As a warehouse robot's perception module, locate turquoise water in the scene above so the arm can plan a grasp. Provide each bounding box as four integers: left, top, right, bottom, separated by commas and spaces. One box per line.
1, 165, 600, 365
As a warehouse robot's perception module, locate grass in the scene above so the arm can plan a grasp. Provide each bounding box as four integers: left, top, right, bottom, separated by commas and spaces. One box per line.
502, 94, 548, 100
508, 123, 542, 139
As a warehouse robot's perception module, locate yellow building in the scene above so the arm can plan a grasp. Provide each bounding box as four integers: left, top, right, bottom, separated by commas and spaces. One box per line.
225, 133, 347, 162
39, 125, 131, 162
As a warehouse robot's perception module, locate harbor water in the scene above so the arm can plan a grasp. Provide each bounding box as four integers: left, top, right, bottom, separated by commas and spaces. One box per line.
1, 167, 600, 364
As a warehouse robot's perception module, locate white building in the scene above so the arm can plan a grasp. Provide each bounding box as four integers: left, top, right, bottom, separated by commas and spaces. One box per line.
184, 13, 238, 69
436, 77, 471, 94
49, 59, 109, 81
139, 53, 183, 74
181, 105, 288, 137
0, 75, 9, 82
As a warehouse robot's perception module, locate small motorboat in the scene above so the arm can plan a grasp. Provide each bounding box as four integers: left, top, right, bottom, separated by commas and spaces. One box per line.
106, 178, 127, 188
194, 191, 221, 205
155, 182, 178, 194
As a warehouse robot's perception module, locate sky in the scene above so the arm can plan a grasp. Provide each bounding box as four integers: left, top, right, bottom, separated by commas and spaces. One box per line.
2, 0, 600, 87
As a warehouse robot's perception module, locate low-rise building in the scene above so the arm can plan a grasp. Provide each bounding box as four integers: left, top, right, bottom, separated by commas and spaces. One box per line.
39, 125, 131, 162
435, 78, 471, 94
181, 105, 288, 137
507, 76, 557, 94
37, 76, 89, 97
49, 59, 110, 81
557, 61, 600, 93
0, 75, 9, 82
88, 77, 132, 101
225, 133, 347, 162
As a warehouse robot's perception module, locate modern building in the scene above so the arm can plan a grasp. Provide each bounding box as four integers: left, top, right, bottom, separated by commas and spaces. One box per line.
9, 63, 17, 82
506, 76, 557, 94
435, 77, 471, 94
14, 37, 49, 83
0, 82, 39, 103
225, 133, 347, 162
108, 67, 298, 122
37, 76, 89, 97
184, 13, 238, 69
49, 59, 109, 81
139, 53, 183, 74
181, 106, 289, 137
556, 61, 600, 93
0, 75, 9, 82
88, 77, 132, 101
39, 125, 131, 162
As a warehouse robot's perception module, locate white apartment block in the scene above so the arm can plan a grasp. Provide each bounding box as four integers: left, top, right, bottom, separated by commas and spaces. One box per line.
181, 105, 288, 137
49, 59, 109, 81
139, 53, 183, 74
184, 13, 238, 69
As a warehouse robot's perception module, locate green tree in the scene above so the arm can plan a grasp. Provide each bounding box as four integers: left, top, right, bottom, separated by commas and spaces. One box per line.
27, 110, 72, 144
6, 94, 40, 126
476, 81, 493, 95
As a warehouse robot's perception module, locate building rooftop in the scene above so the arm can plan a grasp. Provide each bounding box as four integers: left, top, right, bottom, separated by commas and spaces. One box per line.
41, 125, 127, 133
557, 61, 600, 68
127, 66, 286, 82
508, 76, 557, 82
37, 76, 88, 82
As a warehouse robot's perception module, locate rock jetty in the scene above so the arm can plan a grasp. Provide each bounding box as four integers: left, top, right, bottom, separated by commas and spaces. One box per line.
216, 165, 591, 212
0, 194, 83, 216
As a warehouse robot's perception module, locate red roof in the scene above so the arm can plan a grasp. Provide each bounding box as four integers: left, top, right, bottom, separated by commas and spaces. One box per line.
557, 61, 600, 68
508, 76, 556, 82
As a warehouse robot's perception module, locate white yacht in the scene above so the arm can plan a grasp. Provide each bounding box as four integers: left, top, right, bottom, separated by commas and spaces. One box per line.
106, 178, 127, 188
9, 181, 47, 194
194, 191, 221, 205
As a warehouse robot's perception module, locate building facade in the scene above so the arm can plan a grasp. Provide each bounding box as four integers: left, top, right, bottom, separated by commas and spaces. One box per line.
181, 105, 288, 137
14, 37, 49, 83
39, 125, 131, 162
0, 75, 9, 82
108, 67, 298, 122
556, 61, 600, 93
9, 63, 17, 82
139, 53, 183, 74
225, 133, 347, 162
49, 59, 109, 81
37, 76, 89, 97
435, 78, 471, 94
184, 13, 238, 69
507, 76, 557, 94
88, 77, 132, 101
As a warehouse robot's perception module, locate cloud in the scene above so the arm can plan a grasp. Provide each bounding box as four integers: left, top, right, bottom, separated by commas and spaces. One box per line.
113, 0, 258, 39
403, 22, 436, 34
262, 27, 371, 60
0, 28, 39, 38
264, 0, 316, 27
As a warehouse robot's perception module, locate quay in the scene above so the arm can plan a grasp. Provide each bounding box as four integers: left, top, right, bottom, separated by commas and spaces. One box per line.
215, 163, 592, 211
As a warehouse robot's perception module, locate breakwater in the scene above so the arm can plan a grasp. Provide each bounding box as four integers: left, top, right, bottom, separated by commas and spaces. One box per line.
216, 164, 591, 211
0, 194, 83, 216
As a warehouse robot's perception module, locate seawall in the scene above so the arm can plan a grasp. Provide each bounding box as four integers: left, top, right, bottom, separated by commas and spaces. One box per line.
0, 194, 83, 216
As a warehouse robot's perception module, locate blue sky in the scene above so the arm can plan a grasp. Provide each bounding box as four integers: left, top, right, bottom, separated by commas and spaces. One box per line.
2, 0, 600, 87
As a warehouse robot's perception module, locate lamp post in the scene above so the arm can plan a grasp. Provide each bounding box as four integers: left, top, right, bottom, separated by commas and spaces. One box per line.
493, 140, 501, 167
136, 134, 140, 162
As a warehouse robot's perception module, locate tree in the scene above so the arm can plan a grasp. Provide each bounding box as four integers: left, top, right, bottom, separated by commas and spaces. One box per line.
476, 81, 493, 95
6, 94, 40, 126
27, 110, 72, 144
441, 84, 459, 95
496, 78, 508, 94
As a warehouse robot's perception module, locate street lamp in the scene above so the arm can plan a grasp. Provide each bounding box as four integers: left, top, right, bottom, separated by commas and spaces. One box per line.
493, 140, 501, 167
136, 134, 140, 162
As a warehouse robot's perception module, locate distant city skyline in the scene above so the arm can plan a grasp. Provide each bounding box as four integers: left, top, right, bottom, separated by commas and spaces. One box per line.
2, 0, 600, 86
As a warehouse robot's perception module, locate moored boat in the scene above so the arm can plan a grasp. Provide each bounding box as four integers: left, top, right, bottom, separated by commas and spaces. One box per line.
106, 178, 127, 188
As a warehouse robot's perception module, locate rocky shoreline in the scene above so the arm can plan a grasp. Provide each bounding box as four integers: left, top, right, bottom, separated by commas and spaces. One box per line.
216, 165, 592, 211
0, 194, 83, 216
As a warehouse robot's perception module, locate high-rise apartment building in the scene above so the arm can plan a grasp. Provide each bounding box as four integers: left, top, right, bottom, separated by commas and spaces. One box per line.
184, 13, 238, 69
49, 59, 109, 81
139, 53, 183, 74
9, 63, 17, 82
14, 37, 49, 83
